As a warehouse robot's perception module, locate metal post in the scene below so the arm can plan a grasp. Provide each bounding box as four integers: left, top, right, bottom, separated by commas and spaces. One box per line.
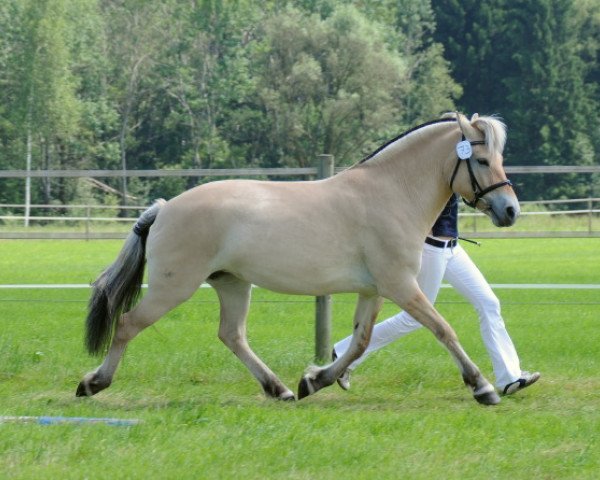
315, 154, 334, 362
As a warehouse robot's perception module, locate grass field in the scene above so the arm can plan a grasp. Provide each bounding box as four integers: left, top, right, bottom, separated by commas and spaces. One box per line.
1, 238, 599, 479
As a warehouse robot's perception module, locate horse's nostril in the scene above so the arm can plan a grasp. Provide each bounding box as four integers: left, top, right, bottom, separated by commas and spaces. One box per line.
506, 206, 516, 220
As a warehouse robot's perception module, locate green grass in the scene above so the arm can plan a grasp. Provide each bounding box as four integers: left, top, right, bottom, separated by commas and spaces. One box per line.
0, 239, 599, 479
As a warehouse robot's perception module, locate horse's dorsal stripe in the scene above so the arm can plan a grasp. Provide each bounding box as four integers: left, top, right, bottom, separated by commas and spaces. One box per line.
361, 118, 456, 164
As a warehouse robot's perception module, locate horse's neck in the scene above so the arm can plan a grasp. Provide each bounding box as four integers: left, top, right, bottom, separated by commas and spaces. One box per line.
349, 122, 457, 233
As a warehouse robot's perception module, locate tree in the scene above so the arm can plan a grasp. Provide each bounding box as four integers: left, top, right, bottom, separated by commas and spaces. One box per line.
98, 0, 177, 207
501, 0, 597, 199
122, 0, 259, 199
249, 5, 408, 167
391, 0, 462, 123
7, 0, 81, 220
432, 0, 599, 200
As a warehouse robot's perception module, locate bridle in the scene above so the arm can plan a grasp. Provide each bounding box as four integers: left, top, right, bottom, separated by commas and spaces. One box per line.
449, 133, 512, 209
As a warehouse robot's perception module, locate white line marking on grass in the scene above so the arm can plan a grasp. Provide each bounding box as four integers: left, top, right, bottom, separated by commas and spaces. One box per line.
0, 284, 93, 289
0, 283, 212, 289
1, 283, 600, 290
447, 284, 600, 290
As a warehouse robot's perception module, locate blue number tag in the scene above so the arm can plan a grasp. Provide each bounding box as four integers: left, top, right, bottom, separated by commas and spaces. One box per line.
456, 140, 472, 160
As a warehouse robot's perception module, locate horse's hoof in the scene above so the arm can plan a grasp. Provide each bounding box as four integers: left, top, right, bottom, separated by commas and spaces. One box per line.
76, 372, 110, 397
76, 381, 93, 397
297, 375, 316, 400
280, 392, 296, 402
474, 390, 501, 406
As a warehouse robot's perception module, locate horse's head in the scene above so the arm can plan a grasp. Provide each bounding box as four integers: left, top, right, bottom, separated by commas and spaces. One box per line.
449, 113, 520, 227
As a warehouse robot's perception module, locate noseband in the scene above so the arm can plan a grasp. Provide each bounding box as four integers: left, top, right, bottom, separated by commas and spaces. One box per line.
449, 135, 512, 209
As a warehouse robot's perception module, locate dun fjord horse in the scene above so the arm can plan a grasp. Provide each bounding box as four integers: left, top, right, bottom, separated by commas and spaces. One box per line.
76, 113, 519, 405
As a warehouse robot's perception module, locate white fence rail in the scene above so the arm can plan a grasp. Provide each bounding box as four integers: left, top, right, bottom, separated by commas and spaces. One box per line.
1, 165, 599, 178
1, 165, 599, 239
1, 198, 599, 239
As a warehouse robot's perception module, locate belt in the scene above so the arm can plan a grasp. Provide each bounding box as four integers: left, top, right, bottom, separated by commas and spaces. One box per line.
425, 236, 457, 249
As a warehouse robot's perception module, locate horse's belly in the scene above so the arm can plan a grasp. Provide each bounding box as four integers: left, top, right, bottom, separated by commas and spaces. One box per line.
229, 257, 375, 296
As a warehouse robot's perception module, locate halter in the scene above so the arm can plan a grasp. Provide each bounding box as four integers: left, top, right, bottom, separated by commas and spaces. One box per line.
449, 134, 512, 209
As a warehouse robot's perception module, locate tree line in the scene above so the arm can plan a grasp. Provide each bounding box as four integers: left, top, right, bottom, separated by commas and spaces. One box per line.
0, 0, 598, 208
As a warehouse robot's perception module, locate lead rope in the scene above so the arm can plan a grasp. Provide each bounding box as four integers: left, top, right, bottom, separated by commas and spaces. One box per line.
458, 236, 481, 246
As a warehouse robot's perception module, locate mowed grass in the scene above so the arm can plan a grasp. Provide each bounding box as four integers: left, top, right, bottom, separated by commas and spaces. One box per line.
0, 238, 599, 479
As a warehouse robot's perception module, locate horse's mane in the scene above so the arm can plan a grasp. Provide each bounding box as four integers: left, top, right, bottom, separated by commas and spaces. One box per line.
360, 113, 506, 165
472, 115, 507, 155
360, 118, 455, 164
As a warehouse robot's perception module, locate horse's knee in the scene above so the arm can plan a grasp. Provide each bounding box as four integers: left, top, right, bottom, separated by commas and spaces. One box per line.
218, 326, 245, 349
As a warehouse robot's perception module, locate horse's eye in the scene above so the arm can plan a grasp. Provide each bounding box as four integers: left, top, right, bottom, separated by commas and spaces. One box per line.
476, 158, 489, 166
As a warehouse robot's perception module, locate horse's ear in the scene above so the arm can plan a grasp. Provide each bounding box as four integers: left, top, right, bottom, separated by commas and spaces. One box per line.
455, 112, 471, 137
470, 113, 479, 122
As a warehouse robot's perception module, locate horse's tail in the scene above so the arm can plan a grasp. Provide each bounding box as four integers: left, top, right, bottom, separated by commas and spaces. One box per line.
85, 199, 166, 355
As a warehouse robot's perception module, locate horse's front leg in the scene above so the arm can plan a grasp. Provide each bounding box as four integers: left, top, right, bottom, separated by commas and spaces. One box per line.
395, 287, 500, 405
298, 294, 383, 399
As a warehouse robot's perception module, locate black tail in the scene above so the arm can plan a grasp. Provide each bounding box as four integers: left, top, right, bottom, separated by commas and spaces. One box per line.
85, 199, 166, 355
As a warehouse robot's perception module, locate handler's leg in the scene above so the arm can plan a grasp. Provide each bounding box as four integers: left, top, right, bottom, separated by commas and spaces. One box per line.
444, 245, 522, 389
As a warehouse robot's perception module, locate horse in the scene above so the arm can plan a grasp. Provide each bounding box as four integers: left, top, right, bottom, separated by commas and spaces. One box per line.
76, 113, 519, 405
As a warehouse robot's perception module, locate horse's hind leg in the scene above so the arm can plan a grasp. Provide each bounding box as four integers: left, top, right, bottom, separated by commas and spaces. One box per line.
298, 294, 383, 399
210, 274, 295, 401
76, 284, 196, 397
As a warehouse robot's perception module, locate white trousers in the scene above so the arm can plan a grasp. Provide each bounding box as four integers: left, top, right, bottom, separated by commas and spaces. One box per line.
334, 242, 522, 388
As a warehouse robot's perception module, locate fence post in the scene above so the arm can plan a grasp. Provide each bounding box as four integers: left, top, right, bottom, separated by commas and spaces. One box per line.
588, 198, 593, 234
85, 205, 91, 241
315, 154, 334, 362
24, 131, 32, 227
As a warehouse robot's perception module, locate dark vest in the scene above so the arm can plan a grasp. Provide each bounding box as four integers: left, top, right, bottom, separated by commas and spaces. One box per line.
431, 195, 459, 238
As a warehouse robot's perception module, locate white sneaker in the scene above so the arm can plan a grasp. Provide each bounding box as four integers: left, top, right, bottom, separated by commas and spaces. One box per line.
502, 371, 541, 395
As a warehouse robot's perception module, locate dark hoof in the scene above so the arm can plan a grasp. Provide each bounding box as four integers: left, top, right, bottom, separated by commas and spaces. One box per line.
297, 375, 314, 400
474, 390, 501, 406
280, 392, 296, 402
76, 381, 93, 397
76, 373, 110, 397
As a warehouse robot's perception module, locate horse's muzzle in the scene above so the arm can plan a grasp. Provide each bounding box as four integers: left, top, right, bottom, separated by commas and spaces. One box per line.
487, 197, 520, 227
